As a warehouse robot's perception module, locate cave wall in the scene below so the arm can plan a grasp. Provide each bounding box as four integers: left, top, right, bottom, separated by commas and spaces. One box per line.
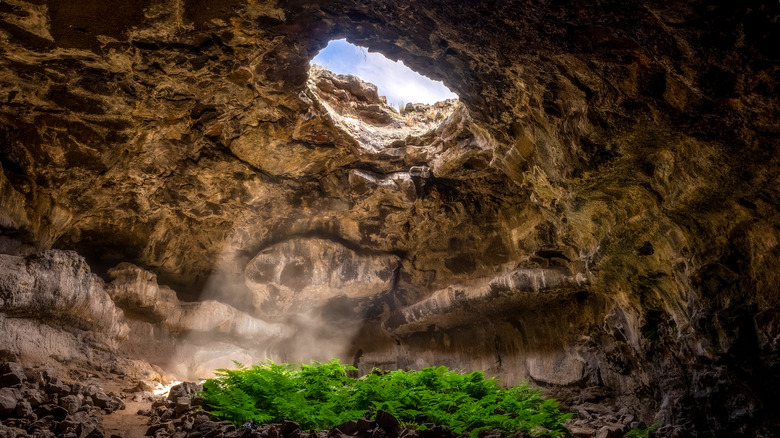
1, 0, 779, 436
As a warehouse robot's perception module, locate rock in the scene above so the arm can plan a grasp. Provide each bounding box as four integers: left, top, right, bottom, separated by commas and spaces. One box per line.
281, 420, 301, 437
29, 414, 57, 433
106, 263, 180, 323
174, 396, 191, 416
567, 425, 598, 438
194, 420, 223, 435
0, 362, 25, 387
244, 237, 400, 314
577, 387, 613, 403
595, 425, 624, 438
0, 251, 129, 342
477, 430, 501, 438
409, 166, 432, 178
34, 403, 68, 422
0, 424, 31, 438
46, 392, 58, 405
151, 399, 171, 410
146, 421, 175, 436
91, 391, 123, 413
22, 388, 45, 407
123, 380, 155, 393
167, 382, 202, 403
91, 391, 112, 408
335, 420, 358, 435
83, 384, 100, 398
47, 379, 71, 396
132, 391, 154, 403
14, 401, 33, 419
419, 426, 453, 438
159, 407, 174, 421
180, 413, 196, 431
327, 430, 351, 438
356, 419, 376, 431
0, 388, 19, 417
59, 395, 81, 414
375, 411, 400, 434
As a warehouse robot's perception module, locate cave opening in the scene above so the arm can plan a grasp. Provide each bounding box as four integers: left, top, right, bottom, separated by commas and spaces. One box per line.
306, 39, 464, 156
310, 38, 458, 110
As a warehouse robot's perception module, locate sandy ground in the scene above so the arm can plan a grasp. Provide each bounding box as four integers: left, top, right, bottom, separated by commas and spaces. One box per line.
102, 397, 150, 438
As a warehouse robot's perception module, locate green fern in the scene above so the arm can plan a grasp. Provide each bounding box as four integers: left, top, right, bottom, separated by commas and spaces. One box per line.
200, 359, 572, 437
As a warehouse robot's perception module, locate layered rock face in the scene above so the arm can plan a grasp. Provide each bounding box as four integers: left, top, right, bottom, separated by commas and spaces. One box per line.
1, 0, 778, 436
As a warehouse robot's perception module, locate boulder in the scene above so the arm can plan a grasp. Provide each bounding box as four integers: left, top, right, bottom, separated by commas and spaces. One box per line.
59, 395, 81, 414
0, 388, 19, 417
375, 411, 400, 435
0, 362, 25, 387
22, 388, 45, 407
46, 379, 71, 396
34, 403, 68, 422
14, 401, 34, 419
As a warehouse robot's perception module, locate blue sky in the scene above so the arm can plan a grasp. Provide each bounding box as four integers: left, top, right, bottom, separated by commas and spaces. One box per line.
311, 39, 457, 106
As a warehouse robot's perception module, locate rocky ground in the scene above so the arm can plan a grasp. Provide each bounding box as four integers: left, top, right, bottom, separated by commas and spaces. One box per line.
0, 361, 126, 438
0, 361, 649, 438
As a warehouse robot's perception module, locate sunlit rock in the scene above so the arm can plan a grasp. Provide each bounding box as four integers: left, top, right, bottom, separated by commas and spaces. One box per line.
244, 237, 400, 314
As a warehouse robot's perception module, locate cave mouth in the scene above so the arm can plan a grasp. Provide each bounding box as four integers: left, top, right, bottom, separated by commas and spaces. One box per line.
310, 39, 458, 109
307, 39, 463, 155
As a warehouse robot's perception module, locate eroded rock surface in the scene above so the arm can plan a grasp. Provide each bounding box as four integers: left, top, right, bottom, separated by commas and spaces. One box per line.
0, 250, 128, 345
0, 0, 779, 436
244, 237, 400, 314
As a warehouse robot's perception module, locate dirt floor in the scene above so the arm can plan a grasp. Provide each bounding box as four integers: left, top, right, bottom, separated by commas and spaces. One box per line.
58, 363, 168, 438
103, 398, 150, 438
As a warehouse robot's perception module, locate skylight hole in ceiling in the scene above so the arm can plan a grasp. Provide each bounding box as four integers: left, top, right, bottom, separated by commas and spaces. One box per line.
310, 39, 458, 107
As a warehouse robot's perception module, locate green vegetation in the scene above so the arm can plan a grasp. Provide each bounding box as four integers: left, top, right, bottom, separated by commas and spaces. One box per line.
625, 423, 659, 438
200, 359, 572, 438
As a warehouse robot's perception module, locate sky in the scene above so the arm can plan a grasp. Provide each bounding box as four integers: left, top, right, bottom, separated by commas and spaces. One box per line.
311, 39, 458, 106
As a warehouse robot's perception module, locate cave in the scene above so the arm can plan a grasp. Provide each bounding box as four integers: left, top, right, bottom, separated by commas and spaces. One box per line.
0, 1, 778, 437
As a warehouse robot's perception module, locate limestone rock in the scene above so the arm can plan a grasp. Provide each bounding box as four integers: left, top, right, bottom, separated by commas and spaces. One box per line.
106, 263, 180, 323
244, 237, 400, 314
0, 250, 128, 342
107, 262, 287, 340
162, 300, 287, 340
